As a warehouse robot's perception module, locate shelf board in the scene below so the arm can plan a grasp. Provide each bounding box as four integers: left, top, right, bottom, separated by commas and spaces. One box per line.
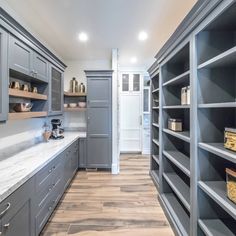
160, 193, 190, 236
163, 150, 190, 177
198, 102, 236, 108
64, 107, 86, 112
163, 173, 190, 211
152, 123, 159, 128
163, 70, 190, 87
152, 139, 159, 146
64, 91, 86, 97
152, 107, 159, 110
150, 170, 159, 188
152, 155, 160, 165
8, 111, 47, 120
198, 143, 236, 164
152, 88, 159, 93
163, 105, 190, 109
198, 219, 235, 236
198, 46, 236, 69
198, 181, 236, 220
163, 129, 190, 143
9, 88, 47, 100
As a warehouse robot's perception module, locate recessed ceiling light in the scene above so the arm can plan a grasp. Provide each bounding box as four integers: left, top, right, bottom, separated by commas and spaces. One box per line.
78, 32, 88, 42
138, 31, 148, 41
130, 57, 137, 63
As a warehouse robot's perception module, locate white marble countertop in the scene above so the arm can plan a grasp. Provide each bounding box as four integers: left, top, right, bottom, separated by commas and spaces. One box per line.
0, 131, 86, 202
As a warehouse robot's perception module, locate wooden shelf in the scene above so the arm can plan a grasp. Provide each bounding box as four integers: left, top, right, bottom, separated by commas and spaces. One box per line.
198, 143, 236, 164
163, 105, 190, 109
163, 70, 190, 87
163, 172, 190, 211
163, 129, 190, 143
9, 88, 47, 100
198, 46, 236, 69
64, 91, 86, 97
64, 107, 86, 112
198, 181, 236, 220
198, 219, 236, 236
198, 102, 236, 108
160, 193, 190, 236
163, 150, 190, 177
8, 112, 47, 120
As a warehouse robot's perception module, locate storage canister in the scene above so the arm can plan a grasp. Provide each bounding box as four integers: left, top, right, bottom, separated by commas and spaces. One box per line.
224, 128, 236, 152
168, 118, 183, 132
226, 168, 236, 204
187, 86, 190, 105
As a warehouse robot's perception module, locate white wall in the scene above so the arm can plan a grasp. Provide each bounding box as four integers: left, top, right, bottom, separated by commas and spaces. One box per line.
63, 59, 111, 129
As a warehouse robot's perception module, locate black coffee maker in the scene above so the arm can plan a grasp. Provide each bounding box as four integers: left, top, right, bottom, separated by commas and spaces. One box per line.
50, 119, 64, 139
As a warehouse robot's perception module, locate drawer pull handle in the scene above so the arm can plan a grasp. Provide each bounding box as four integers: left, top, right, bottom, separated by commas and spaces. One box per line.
48, 169, 52, 173
0, 202, 11, 218
48, 206, 52, 211
4, 223, 10, 229
48, 188, 52, 192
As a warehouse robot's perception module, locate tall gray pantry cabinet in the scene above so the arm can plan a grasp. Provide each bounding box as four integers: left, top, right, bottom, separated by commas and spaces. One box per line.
85, 70, 112, 169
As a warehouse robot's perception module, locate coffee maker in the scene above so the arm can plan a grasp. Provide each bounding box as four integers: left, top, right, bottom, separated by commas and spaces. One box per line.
50, 119, 64, 139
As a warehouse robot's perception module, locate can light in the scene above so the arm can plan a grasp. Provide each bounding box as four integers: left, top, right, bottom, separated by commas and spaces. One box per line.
130, 57, 137, 63
78, 32, 88, 42
138, 31, 148, 41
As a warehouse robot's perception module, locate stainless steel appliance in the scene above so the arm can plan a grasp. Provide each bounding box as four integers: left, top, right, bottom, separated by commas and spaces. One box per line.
50, 119, 64, 139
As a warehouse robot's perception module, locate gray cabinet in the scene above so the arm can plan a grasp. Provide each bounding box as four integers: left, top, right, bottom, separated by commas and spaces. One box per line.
49, 64, 63, 116
9, 35, 32, 76
0, 28, 8, 122
78, 138, 87, 168
9, 35, 49, 83
0, 178, 34, 236
85, 70, 112, 169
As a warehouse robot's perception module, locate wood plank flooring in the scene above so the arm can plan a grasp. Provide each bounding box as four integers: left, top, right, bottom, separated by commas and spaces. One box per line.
41, 155, 174, 236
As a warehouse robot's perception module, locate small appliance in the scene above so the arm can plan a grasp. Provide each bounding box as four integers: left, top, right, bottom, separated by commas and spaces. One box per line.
50, 119, 64, 139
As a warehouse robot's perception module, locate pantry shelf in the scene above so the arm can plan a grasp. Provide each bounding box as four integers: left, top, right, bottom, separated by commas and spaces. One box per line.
198, 102, 236, 108
163, 150, 190, 177
9, 88, 47, 100
152, 139, 159, 146
198, 219, 236, 236
163, 129, 190, 143
64, 107, 86, 112
64, 91, 87, 97
163, 70, 190, 87
163, 173, 190, 211
8, 111, 47, 120
150, 170, 159, 187
152, 155, 160, 165
152, 123, 159, 128
198, 181, 236, 220
152, 88, 159, 93
163, 105, 190, 109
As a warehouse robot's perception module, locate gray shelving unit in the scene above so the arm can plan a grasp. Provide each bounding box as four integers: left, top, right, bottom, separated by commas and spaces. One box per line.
148, 1, 236, 235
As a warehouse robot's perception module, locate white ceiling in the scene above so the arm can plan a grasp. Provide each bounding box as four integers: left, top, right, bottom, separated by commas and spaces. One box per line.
3, 0, 197, 68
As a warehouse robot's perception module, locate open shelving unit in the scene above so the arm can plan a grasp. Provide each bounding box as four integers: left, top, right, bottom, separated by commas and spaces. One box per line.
64, 91, 87, 112
149, 2, 236, 235
8, 70, 49, 120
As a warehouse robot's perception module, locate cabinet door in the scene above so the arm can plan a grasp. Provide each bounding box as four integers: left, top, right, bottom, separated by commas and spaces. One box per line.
33, 52, 48, 82
0, 28, 8, 121
87, 75, 112, 168
9, 35, 33, 76
79, 138, 87, 168
49, 64, 63, 115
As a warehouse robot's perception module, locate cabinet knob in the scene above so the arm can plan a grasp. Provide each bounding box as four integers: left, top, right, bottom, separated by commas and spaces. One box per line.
4, 223, 10, 229
48, 169, 52, 173
48, 206, 52, 211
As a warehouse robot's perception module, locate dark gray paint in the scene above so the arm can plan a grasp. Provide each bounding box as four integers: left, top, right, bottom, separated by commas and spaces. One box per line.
85, 70, 112, 169
0, 27, 8, 121
78, 138, 87, 168
33, 52, 49, 83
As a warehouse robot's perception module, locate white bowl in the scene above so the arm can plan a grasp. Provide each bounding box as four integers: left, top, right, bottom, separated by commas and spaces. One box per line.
78, 102, 86, 108
64, 104, 68, 108
69, 103, 77, 108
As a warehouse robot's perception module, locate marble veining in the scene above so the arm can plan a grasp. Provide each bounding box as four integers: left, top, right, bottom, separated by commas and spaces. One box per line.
0, 131, 86, 203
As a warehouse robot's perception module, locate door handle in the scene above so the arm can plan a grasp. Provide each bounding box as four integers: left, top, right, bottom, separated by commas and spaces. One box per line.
0, 202, 11, 218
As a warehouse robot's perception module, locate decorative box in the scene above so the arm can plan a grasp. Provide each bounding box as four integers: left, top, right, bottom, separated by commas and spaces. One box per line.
181, 87, 187, 105
224, 128, 236, 152
226, 168, 236, 204
187, 86, 190, 105
168, 119, 183, 132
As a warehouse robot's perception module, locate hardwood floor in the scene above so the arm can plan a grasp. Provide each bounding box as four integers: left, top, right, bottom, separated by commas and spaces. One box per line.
41, 155, 174, 236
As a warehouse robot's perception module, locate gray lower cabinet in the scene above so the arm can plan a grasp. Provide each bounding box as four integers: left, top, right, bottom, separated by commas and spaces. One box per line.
0, 178, 34, 236
78, 138, 87, 168
85, 70, 112, 169
0, 27, 8, 122
0, 139, 79, 236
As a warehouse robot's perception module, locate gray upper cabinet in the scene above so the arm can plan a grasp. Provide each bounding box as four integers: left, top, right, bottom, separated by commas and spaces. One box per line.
85, 70, 112, 169
0, 28, 8, 122
9, 35, 49, 82
48, 64, 63, 116
32, 52, 49, 83
9, 35, 32, 76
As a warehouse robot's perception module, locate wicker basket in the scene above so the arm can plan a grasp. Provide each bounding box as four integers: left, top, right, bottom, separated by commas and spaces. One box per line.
226, 168, 236, 204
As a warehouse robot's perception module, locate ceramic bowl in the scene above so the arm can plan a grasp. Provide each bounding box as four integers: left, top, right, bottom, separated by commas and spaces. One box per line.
78, 102, 86, 108
64, 104, 68, 108
69, 103, 77, 108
